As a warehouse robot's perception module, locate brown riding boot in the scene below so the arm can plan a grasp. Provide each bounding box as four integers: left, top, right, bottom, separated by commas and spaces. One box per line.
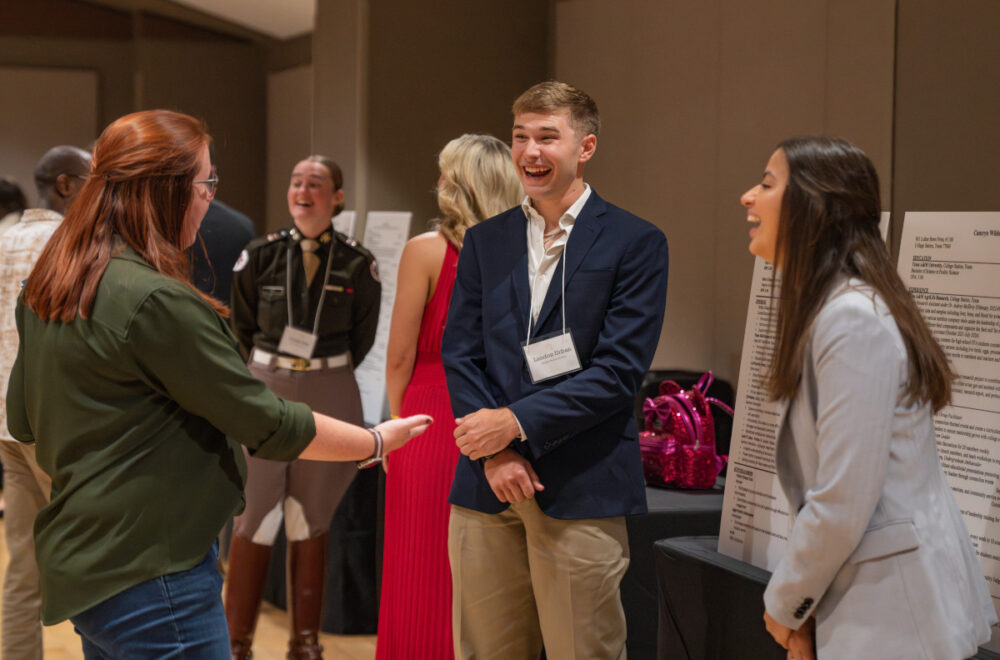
224, 534, 273, 660
286, 536, 328, 659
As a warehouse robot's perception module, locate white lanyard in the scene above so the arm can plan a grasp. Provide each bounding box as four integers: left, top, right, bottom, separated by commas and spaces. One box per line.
520, 226, 581, 383
525, 227, 568, 343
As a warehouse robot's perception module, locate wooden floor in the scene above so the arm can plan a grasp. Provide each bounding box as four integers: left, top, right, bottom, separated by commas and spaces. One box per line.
0, 518, 377, 659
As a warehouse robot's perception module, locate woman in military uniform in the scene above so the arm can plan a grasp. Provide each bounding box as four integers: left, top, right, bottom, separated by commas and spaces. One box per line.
226, 155, 380, 659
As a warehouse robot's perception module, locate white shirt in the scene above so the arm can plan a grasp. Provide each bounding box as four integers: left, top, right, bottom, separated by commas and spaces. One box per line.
0, 209, 63, 441
508, 185, 591, 443
522, 184, 591, 327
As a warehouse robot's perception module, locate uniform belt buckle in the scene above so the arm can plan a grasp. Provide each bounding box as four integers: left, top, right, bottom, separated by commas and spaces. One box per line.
289, 357, 311, 372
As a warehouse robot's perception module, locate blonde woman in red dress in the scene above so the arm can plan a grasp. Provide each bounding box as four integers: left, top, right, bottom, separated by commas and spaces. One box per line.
378, 134, 522, 658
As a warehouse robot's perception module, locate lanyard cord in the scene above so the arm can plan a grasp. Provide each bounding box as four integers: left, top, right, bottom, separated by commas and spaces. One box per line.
285, 239, 336, 335
525, 229, 568, 344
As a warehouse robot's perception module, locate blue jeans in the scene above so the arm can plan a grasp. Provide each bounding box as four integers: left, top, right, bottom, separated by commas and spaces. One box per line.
71, 542, 230, 659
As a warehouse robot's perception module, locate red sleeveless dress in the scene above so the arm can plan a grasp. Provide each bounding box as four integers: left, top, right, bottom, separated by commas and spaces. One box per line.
376, 242, 459, 659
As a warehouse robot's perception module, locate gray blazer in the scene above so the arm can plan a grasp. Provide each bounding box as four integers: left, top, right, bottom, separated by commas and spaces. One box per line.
763, 279, 996, 659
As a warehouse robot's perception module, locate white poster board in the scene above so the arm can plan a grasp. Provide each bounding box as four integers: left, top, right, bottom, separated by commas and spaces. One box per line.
717, 258, 789, 569
353, 211, 411, 425
333, 210, 356, 239
719, 212, 891, 570
897, 212, 1000, 630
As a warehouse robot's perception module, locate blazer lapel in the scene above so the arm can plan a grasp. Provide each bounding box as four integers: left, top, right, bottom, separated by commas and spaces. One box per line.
508, 209, 532, 338
531, 194, 606, 337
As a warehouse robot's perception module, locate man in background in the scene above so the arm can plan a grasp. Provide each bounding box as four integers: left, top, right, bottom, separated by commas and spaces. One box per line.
0, 145, 90, 660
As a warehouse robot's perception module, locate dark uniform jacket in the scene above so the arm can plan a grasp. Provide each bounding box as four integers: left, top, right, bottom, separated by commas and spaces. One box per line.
231, 226, 380, 366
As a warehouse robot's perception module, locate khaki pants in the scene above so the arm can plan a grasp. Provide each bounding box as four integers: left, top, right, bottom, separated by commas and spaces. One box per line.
0, 442, 51, 660
448, 499, 629, 660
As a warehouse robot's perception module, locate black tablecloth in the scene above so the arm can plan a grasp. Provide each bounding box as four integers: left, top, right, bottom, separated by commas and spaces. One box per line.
654, 536, 1000, 660
623, 484, 724, 659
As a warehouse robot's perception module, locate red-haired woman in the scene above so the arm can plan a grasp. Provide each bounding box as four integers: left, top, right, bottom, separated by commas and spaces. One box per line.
5, 109, 430, 658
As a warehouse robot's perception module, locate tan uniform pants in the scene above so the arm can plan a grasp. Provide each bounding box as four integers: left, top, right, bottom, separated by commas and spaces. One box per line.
233, 356, 362, 543
448, 498, 629, 660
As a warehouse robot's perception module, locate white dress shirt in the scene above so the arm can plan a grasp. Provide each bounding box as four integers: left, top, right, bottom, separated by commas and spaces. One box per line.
522, 184, 591, 328
507, 185, 591, 443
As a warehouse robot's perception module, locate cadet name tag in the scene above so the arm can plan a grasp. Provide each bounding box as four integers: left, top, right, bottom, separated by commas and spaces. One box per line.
278, 326, 318, 359
522, 330, 582, 384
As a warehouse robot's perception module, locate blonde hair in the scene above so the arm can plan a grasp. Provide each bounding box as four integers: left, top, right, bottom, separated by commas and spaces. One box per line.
435, 134, 522, 248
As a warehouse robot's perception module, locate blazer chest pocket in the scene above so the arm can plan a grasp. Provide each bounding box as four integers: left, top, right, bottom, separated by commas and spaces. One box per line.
257, 285, 287, 334
847, 519, 920, 564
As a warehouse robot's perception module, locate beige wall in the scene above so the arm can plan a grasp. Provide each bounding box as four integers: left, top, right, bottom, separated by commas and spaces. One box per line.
305, 0, 548, 237
313, 0, 368, 230
554, 0, 895, 385
0, 36, 134, 129
891, 0, 1000, 251
0, 29, 268, 227
0, 66, 98, 207
364, 0, 550, 234
136, 39, 267, 225
267, 65, 314, 232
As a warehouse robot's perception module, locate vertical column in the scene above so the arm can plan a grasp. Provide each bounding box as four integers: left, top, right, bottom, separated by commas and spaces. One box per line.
313, 0, 369, 233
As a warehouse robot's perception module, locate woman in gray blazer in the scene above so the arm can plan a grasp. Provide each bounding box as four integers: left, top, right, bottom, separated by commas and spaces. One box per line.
740, 136, 996, 660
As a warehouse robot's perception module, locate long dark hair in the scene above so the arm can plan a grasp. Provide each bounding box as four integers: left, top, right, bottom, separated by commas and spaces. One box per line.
24, 110, 227, 320
769, 136, 952, 411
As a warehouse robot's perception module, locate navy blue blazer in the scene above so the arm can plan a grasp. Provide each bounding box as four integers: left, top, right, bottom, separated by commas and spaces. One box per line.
442, 191, 668, 519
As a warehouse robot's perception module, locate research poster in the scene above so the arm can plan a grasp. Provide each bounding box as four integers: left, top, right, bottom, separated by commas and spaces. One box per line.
354, 211, 411, 425
897, 212, 1000, 622
719, 210, 1000, 648
719, 212, 893, 570
717, 257, 789, 570
333, 210, 356, 239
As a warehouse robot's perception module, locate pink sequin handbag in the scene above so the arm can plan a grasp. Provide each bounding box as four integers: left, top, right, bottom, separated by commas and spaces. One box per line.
639, 372, 733, 489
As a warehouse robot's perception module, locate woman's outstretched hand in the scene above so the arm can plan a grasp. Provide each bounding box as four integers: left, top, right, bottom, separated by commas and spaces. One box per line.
376, 415, 433, 454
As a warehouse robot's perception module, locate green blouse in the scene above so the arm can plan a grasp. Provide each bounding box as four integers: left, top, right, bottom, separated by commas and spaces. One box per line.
5, 247, 316, 623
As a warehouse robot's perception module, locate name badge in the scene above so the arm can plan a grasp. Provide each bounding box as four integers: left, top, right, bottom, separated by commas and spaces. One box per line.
278, 326, 318, 359
522, 330, 582, 384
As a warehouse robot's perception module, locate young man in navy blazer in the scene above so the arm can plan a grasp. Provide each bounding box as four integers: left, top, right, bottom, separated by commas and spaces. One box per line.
442, 81, 668, 658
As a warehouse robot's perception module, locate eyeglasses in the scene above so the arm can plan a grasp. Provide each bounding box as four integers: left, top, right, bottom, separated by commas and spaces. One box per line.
194, 175, 219, 199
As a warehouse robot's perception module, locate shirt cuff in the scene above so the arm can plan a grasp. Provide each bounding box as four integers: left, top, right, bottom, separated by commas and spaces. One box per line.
510, 410, 527, 443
